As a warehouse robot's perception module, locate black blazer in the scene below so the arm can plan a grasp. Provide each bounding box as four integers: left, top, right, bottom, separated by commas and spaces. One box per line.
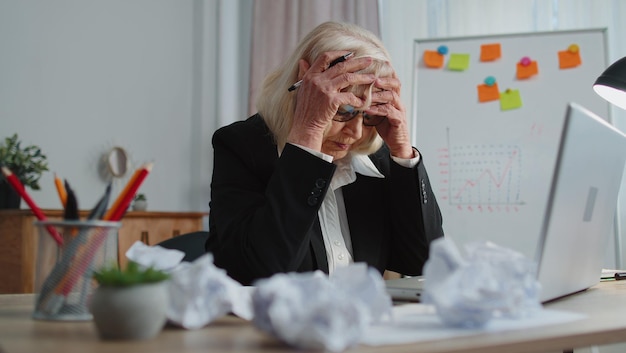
206, 114, 444, 285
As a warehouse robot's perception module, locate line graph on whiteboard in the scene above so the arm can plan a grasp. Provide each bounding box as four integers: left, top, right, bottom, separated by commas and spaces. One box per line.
436, 134, 524, 212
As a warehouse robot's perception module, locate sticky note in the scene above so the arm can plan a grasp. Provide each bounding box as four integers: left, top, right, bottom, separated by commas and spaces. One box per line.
558, 45, 582, 69
477, 83, 500, 102
516, 61, 539, 79
423, 50, 444, 68
447, 53, 470, 71
500, 89, 522, 111
480, 43, 501, 61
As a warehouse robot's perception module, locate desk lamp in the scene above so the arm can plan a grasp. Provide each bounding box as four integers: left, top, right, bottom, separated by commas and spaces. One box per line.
593, 56, 626, 110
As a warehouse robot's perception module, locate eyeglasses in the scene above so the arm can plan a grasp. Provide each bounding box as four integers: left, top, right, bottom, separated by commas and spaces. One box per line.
333, 105, 386, 126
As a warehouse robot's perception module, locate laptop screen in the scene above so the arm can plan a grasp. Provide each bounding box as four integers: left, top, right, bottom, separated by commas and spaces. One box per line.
536, 102, 626, 302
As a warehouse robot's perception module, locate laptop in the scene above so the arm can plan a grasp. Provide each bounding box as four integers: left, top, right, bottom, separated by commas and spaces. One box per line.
386, 102, 626, 303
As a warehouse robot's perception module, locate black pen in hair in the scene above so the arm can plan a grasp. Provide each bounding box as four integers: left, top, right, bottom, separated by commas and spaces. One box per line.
287, 52, 354, 92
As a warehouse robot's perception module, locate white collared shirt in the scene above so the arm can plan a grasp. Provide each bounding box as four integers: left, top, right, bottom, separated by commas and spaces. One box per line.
286, 144, 420, 274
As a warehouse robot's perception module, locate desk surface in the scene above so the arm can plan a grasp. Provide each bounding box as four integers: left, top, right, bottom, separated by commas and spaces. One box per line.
2, 281, 626, 353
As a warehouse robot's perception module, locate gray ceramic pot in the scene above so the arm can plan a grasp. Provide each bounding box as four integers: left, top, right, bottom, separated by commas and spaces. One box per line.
90, 281, 168, 340
132, 200, 148, 211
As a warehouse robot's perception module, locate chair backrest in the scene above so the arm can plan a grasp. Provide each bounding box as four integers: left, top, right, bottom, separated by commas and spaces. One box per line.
156, 231, 209, 262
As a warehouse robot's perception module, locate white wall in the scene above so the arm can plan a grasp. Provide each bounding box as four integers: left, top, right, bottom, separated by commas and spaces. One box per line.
0, 0, 252, 220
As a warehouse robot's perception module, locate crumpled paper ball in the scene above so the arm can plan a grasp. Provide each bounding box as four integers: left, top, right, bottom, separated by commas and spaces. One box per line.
421, 237, 542, 328
166, 253, 253, 328
125, 241, 185, 271
125, 241, 253, 329
252, 263, 392, 352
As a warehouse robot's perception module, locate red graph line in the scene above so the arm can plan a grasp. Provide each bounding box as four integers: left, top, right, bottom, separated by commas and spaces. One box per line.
453, 149, 518, 199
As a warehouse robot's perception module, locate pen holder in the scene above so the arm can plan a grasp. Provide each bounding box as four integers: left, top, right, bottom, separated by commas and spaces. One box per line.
32, 220, 120, 321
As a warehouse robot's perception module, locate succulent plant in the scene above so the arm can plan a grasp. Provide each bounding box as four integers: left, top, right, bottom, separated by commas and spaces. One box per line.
93, 261, 170, 287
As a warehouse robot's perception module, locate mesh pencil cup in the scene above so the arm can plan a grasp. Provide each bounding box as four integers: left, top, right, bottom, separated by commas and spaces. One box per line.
32, 220, 120, 321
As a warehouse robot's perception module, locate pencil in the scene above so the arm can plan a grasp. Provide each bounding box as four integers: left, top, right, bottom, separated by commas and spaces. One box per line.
63, 180, 79, 236
88, 182, 112, 220
106, 162, 153, 221
53, 173, 67, 208
103, 164, 142, 221
36, 183, 115, 314
63, 180, 79, 221
287, 52, 354, 92
51, 163, 152, 307
1, 166, 63, 246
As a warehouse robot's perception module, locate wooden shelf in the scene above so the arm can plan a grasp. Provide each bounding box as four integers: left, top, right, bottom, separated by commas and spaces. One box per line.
0, 209, 208, 294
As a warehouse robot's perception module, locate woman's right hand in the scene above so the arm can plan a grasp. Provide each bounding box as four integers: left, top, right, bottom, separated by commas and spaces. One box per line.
287, 52, 375, 152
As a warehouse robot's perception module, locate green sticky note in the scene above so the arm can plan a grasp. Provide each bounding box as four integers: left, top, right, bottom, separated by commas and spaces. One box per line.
500, 89, 522, 111
447, 53, 470, 71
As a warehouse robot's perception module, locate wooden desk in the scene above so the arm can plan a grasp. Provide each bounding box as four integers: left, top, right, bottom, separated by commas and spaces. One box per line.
1, 281, 626, 353
0, 209, 208, 293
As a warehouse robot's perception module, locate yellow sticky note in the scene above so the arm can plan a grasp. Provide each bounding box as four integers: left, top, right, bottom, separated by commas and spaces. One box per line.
423, 50, 444, 68
500, 89, 522, 111
477, 83, 500, 102
447, 53, 470, 71
480, 43, 501, 61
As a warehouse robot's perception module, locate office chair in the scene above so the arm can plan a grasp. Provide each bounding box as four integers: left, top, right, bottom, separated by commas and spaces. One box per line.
156, 231, 209, 262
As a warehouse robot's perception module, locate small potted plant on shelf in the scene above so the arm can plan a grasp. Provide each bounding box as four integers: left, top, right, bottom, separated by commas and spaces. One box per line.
90, 261, 170, 340
132, 193, 148, 211
0, 133, 49, 209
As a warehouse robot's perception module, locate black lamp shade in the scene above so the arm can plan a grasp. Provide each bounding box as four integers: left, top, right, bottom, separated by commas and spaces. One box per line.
593, 56, 626, 110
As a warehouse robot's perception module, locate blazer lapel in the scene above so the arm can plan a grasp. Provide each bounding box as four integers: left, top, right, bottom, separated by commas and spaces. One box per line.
309, 220, 329, 273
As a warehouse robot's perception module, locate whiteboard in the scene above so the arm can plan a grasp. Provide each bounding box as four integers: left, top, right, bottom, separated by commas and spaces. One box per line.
411, 29, 610, 258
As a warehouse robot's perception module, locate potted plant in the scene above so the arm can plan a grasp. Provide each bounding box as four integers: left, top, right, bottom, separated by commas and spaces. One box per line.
0, 133, 49, 209
90, 261, 170, 340
132, 193, 148, 211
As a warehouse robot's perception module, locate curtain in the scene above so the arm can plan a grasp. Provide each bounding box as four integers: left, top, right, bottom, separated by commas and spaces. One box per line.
191, 0, 253, 216
247, 0, 380, 115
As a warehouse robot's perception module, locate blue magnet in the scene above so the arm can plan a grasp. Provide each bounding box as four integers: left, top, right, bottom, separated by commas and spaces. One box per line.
484, 76, 496, 86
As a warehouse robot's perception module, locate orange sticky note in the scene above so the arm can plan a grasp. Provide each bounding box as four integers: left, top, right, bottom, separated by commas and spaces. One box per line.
480, 43, 501, 61
423, 50, 444, 68
516, 61, 538, 79
558, 47, 582, 69
477, 83, 500, 102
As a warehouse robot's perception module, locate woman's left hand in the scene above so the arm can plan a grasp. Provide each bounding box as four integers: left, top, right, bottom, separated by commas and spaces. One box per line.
365, 72, 414, 159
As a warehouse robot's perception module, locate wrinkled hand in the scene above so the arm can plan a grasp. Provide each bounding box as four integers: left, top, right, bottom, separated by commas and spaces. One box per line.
288, 52, 376, 152
365, 72, 414, 159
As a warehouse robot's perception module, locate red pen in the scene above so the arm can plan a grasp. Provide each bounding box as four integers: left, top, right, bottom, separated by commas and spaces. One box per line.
1, 166, 63, 246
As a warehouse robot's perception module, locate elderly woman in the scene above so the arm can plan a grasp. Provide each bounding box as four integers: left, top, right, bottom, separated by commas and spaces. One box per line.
205, 21, 444, 285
